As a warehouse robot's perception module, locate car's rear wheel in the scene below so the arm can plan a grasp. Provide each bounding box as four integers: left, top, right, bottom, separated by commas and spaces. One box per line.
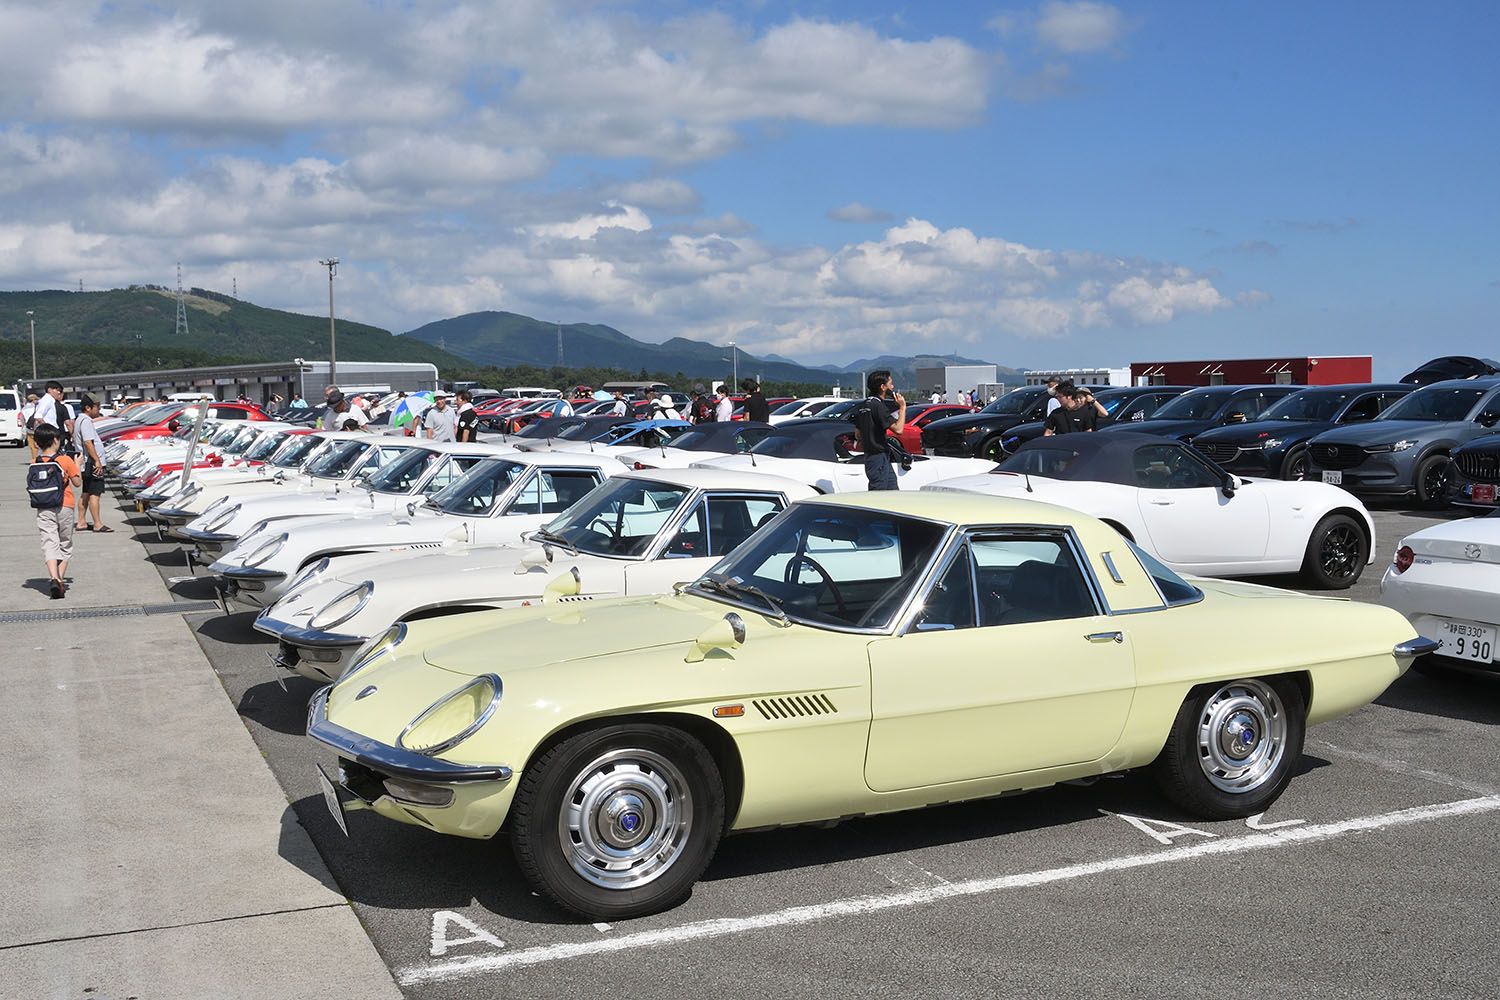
1415, 454, 1450, 508
511, 724, 724, 920
1300, 512, 1367, 589
1281, 448, 1310, 481
1151, 676, 1305, 819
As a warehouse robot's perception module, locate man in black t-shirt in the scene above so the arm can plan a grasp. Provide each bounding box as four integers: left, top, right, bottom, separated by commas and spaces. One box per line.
853, 371, 905, 490
741, 379, 770, 423
1044, 389, 1079, 436
454, 390, 480, 442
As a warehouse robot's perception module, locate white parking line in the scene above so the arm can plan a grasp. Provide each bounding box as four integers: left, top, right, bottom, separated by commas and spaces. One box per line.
396, 794, 1500, 985
1313, 740, 1499, 795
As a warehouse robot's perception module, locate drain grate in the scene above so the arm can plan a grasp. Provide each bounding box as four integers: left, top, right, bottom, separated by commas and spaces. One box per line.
0, 601, 221, 624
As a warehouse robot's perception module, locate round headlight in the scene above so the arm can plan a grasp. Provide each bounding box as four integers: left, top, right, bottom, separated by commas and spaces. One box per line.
242, 533, 287, 568
398, 674, 501, 755
200, 503, 241, 533
310, 581, 374, 630
343, 622, 405, 681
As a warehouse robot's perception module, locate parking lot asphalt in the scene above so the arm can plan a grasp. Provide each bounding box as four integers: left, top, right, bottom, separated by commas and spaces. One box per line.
13, 457, 1499, 999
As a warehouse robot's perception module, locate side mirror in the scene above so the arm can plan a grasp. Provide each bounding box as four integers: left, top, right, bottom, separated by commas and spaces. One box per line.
1221, 474, 1237, 498
1223, 411, 1247, 425
167, 420, 181, 432
1477, 410, 1500, 428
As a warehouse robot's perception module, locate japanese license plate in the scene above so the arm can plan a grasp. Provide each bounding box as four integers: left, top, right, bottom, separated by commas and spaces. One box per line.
1467, 483, 1496, 504
1438, 620, 1496, 663
1321, 470, 1342, 485
315, 763, 349, 836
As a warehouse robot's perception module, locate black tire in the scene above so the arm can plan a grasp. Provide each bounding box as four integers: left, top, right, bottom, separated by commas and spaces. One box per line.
1299, 512, 1368, 589
1280, 448, 1310, 481
511, 724, 724, 920
1150, 676, 1306, 820
977, 435, 1006, 462
1414, 453, 1451, 508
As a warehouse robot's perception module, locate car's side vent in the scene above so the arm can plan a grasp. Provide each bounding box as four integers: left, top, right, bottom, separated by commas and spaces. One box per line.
753, 694, 838, 720
555, 594, 594, 603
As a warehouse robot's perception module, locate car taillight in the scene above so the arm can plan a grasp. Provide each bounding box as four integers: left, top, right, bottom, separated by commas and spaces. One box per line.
1393, 546, 1414, 574
633, 461, 657, 470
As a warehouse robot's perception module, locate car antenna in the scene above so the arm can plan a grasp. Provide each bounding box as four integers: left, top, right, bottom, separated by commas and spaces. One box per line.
1024, 471, 1033, 492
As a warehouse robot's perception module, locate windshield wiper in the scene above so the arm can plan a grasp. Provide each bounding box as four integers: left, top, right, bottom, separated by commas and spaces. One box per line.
531, 527, 580, 556
699, 572, 791, 627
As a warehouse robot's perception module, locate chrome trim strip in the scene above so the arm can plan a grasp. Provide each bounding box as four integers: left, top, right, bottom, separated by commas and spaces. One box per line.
221, 565, 287, 581
179, 528, 239, 543
397, 673, 505, 756
1101, 551, 1124, 583
307, 686, 513, 783
1394, 636, 1440, 658
253, 611, 367, 648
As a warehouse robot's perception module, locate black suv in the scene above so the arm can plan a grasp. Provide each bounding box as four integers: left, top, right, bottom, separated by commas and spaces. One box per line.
919, 385, 1055, 460
994, 385, 1192, 455
1448, 433, 1500, 510
1191, 383, 1412, 480
1099, 384, 1301, 445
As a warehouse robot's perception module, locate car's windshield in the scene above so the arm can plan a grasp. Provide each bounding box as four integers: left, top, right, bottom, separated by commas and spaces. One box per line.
1151, 388, 1236, 421
304, 440, 372, 478
689, 504, 948, 631
125, 403, 176, 424
1092, 391, 1134, 417
555, 420, 614, 441
979, 387, 1046, 416
816, 399, 863, 420
271, 435, 322, 468
746, 428, 854, 459
364, 447, 441, 494
431, 459, 528, 515
244, 430, 291, 461
1378, 385, 1489, 422
773, 399, 816, 416
537, 478, 693, 557
220, 424, 263, 455
209, 425, 241, 447
1260, 389, 1352, 422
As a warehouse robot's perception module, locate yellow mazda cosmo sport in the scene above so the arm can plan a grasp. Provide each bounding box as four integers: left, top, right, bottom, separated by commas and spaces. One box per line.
308, 492, 1434, 920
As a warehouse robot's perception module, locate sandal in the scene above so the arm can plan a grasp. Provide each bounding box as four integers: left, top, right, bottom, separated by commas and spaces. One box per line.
94, 525, 114, 533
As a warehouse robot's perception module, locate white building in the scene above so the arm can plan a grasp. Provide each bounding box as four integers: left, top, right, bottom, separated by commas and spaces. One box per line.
1023, 366, 1132, 387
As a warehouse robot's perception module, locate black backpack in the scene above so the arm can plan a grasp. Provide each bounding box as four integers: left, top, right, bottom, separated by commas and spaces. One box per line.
27, 456, 69, 509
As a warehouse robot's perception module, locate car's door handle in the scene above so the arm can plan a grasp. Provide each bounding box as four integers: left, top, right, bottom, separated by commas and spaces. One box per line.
1148, 499, 1174, 505
1085, 631, 1124, 643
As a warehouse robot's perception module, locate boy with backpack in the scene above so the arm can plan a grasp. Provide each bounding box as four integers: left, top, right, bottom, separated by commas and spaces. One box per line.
28, 424, 82, 599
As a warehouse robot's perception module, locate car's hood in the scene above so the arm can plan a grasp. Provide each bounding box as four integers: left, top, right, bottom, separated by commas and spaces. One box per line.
1312, 419, 1448, 444
1193, 420, 1331, 445
1108, 418, 1209, 437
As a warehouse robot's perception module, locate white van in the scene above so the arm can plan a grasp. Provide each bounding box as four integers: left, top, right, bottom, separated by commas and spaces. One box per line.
0, 389, 23, 446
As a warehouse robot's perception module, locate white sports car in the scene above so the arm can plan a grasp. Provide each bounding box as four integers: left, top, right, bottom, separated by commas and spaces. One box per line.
692, 419, 997, 494
1379, 510, 1500, 674
207, 450, 632, 612
253, 467, 817, 683
926, 431, 1376, 588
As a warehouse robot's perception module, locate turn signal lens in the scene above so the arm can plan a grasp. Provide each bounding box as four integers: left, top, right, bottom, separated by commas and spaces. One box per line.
1394, 545, 1414, 574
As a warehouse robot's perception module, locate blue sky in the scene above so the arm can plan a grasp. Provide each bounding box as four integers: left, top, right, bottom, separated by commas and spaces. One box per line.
0, 1, 1495, 379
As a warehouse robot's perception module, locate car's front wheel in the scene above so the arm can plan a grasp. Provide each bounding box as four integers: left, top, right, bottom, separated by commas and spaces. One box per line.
977, 435, 1007, 462
1280, 448, 1310, 481
511, 724, 725, 920
1300, 512, 1368, 589
1414, 453, 1451, 508
1151, 677, 1306, 819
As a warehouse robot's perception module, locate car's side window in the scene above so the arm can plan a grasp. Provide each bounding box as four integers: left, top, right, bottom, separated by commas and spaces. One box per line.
971, 535, 1096, 626
736, 428, 772, 452
506, 470, 600, 515
1132, 444, 1222, 490
912, 544, 976, 631
1342, 394, 1383, 422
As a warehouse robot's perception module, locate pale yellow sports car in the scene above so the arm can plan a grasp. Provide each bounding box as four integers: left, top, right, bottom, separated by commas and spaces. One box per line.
308, 492, 1434, 920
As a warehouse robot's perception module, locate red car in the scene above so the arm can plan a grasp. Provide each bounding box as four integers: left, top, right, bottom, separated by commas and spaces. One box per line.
888, 402, 975, 454
100, 401, 269, 443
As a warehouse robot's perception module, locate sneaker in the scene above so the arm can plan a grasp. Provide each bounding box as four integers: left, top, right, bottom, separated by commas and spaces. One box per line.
49, 579, 61, 599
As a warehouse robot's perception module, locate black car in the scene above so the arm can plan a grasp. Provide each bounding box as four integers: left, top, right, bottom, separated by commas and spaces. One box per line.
625, 420, 776, 468
1446, 432, 1500, 510
1191, 383, 1412, 480
919, 385, 1057, 460
993, 385, 1193, 455
1100, 384, 1301, 445
1400, 355, 1500, 385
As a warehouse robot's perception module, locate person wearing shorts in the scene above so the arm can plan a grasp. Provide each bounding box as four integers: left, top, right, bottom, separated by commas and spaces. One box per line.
31, 425, 81, 598
72, 395, 110, 531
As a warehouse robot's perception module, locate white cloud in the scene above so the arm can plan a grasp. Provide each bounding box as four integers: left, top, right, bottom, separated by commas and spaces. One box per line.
828, 202, 895, 223
1035, 2, 1131, 54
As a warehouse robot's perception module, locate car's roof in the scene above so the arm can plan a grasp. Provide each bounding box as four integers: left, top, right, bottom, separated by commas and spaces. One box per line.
414, 440, 517, 456
1001, 431, 1197, 486
806, 487, 1095, 529
618, 466, 818, 496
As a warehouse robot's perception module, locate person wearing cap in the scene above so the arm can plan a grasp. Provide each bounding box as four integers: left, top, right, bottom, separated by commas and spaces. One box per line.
689, 385, 713, 424
424, 391, 457, 441
741, 379, 770, 423
648, 390, 680, 421
322, 389, 368, 431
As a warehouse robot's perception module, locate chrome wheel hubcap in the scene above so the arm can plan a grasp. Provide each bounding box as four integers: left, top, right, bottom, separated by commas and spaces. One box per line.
558, 748, 691, 890
1195, 680, 1288, 793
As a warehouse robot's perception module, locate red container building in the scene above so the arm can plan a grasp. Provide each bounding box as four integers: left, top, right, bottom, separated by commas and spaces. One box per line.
1130, 356, 1372, 387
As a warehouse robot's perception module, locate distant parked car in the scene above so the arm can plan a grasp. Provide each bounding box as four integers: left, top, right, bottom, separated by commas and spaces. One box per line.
1400, 355, 1500, 385
920, 385, 1057, 459
1307, 377, 1500, 507
1380, 512, 1500, 676
1445, 433, 1500, 510
1192, 384, 1412, 480
1102, 385, 1301, 446
996, 386, 1192, 456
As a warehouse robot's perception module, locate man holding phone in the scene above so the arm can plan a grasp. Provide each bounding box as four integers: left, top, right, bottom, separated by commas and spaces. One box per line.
853, 370, 906, 490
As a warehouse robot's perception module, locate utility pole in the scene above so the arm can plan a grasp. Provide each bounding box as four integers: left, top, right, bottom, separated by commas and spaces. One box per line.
319, 258, 339, 388
27, 310, 36, 380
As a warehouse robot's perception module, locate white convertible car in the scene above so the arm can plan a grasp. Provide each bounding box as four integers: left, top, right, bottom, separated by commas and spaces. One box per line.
253, 467, 817, 683
926, 431, 1376, 588
692, 419, 997, 493
1379, 510, 1500, 675
133, 425, 311, 508
208, 450, 632, 612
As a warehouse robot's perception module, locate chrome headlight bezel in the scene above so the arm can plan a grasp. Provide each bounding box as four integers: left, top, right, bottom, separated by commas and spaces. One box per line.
397, 673, 503, 756
241, 532, 288, 568
200, 502, 242, 533
310, 581, 375, 630
342, 622, 406, 681
283, 557, 331, 597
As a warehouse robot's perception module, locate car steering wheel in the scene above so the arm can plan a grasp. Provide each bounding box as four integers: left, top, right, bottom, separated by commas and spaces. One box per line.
784, 553, 848, 619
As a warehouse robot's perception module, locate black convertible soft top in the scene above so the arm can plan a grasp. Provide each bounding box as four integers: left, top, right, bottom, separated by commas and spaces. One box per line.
995, 431, 1223, 487
661, 420, 774, 453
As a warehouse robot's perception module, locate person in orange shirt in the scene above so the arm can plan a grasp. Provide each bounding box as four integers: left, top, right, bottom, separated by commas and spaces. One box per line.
30, 424, 82, 599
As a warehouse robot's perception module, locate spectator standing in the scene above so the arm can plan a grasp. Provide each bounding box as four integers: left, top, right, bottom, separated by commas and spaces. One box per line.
33, 381, 74, 442
289, 393, 309, 409
424, 392, 457, 441
741, 379, 770, 423
455, 390, 480, 442
649, 391, 681, 421
689, 386, 713, 424
853, 371, 906, 491
714, 387, 733, 423
1043, 389, 1080, 436
1044, 378, 1064, 416
1072, 388, 1106, 432
610, 391, 628, 416
72, 395, 110, 532
323, 390, 367, 430
29, 425, 81, 599
21, 393, 40, 459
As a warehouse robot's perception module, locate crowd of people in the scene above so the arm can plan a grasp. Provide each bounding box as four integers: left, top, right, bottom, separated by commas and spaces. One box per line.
1041, 377, 1108, 436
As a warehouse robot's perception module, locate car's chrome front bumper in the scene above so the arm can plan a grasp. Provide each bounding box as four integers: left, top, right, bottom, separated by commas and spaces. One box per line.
307, 686, 513, 784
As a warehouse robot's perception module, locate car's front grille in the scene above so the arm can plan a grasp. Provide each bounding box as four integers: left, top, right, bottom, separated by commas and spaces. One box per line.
1195, 442, 1239, 464
1455, 450, 1500, 483
1310, 443, 1366, 469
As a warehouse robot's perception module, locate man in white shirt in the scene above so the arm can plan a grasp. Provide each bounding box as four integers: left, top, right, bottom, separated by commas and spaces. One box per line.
649, 391, 681, 421
72, 395, 108, 531
610, 391, 628, 416
324, 390, 368, 430
423, 392, 457, 441
714, 387, 733, 423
